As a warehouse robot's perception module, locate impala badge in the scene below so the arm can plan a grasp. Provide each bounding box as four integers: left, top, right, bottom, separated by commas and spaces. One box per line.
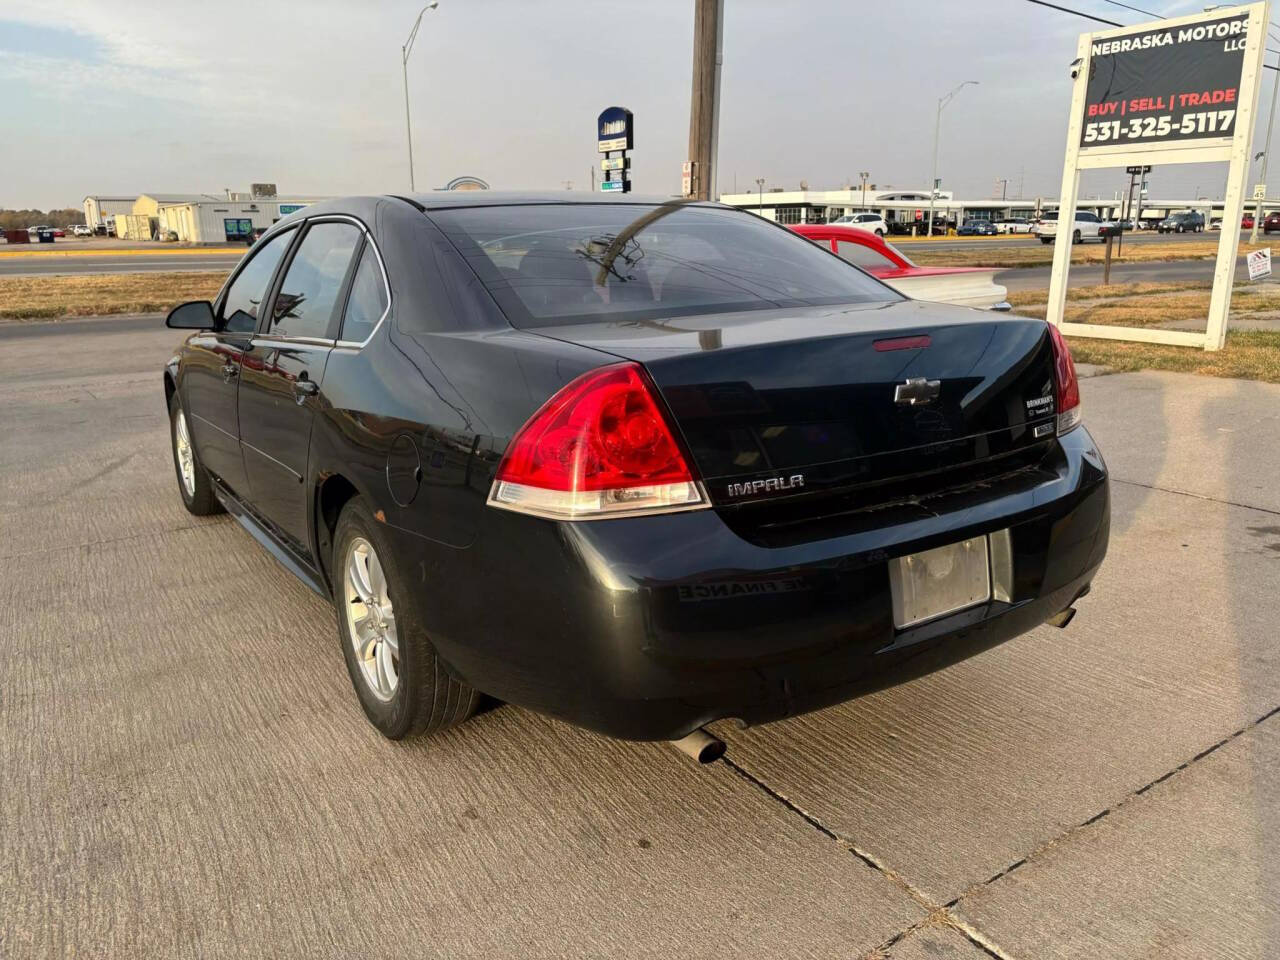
894, 377, 941, 406
727, 474, 805, 499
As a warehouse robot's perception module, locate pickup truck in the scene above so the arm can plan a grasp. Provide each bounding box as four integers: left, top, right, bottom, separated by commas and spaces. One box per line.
1030, 211, 1106, 244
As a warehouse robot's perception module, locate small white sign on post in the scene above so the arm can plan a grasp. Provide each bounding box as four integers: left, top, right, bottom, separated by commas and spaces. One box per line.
1253, 183, 1268, 200
1247, 247, 1272, 279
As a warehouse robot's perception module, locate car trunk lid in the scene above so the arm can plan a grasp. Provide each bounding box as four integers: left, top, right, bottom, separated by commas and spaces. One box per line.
530, 300, 1059, 518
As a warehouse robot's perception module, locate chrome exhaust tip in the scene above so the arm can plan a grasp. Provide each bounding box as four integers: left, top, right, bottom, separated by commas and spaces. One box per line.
670, 728, 726, 764
1045, 606, 1077, 628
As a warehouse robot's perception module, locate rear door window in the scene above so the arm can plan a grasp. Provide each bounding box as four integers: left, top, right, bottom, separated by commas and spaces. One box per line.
270, 221, 363, 340
219, 228, 295, 333
339, 244, 389, 344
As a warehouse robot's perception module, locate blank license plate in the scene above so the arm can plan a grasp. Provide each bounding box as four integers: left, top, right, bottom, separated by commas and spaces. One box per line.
889, 536, 991, 629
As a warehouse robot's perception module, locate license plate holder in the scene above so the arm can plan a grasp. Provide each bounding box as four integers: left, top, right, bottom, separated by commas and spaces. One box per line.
889, 536, 992, 629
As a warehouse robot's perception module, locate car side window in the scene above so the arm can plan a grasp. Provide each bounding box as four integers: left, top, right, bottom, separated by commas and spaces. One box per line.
834, 239, 895, 268
270, 222, 363, 340
219, 228, 295, 334
340, 243, 389, 344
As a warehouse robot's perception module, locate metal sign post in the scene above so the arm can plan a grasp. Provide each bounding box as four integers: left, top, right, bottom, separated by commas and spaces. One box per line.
1047, 3, 1269, 351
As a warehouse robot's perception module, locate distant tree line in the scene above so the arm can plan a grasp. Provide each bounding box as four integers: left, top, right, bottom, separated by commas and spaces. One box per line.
0, 208, 86, 230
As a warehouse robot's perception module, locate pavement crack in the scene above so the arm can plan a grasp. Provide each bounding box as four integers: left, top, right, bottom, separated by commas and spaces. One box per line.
944, 703, 1280, 909
720, 754, 937, 912
1111, 476, 1280, 517
0, 520, 221, 561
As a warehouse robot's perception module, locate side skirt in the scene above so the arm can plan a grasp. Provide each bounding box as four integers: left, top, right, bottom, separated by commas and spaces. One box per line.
212, 481, 329, 599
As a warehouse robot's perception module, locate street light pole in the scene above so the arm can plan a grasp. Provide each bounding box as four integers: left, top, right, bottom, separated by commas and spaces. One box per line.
756, 177, 765, 215
401, 1, 439, 192
926, 80, 978, 239
1251, 53, 1280, 243
859, 170, 869, 210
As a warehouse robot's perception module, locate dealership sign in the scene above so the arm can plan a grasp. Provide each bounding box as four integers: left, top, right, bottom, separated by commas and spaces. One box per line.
1048, 2, 1269, 352
597, 106, 633, 193
1080, 14, 1251, 152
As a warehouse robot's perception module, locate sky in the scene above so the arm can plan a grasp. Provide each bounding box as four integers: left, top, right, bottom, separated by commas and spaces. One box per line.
0, 0, 1265, 210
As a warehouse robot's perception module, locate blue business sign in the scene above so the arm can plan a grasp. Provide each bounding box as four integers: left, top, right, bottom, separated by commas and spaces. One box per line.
278, 204, 307, 215
596, 106, 633, 193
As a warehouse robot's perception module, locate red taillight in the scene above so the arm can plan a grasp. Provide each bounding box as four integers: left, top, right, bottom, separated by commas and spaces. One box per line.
488, 362, 706, 520
1046, 322, 1082, 435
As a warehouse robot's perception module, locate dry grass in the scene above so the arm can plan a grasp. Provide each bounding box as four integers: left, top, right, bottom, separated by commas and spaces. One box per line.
1013, 285, 1280, 328
1069, 331, 1280, 383
907, 239, 1270, 269
0, 271, 229, 321
1006, 281, 1210, 307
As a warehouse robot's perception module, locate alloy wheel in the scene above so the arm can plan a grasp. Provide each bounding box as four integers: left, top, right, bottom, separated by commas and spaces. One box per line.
344, 537, 399, 701
174, 410, 196, 497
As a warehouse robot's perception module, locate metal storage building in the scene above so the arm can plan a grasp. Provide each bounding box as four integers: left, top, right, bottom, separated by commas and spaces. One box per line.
155, 194, 329, 242
82, 196, 137, 230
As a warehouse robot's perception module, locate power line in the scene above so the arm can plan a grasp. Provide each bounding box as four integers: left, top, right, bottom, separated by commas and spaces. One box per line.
1021, 0, 1121, 27
1019, 0, 1280, 70
1098, 0, 1161, 18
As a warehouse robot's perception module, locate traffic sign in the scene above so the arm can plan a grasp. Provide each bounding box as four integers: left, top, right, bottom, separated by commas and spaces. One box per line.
1253, 183, 1267, 200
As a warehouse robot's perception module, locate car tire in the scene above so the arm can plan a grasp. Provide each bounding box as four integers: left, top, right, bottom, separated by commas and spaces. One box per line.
168, 392, 222, 516
1073, 230, 1082, 244
1041, 237, 1052, 244
875, 228, 884, 237
333, 496, 479, 740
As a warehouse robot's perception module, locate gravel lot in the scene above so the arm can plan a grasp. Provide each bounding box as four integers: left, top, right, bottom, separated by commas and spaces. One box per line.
2, 315, 1277, 959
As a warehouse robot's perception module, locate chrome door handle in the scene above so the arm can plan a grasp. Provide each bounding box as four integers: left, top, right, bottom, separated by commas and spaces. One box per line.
293, 378, 319, 402
221, 363, 238, 382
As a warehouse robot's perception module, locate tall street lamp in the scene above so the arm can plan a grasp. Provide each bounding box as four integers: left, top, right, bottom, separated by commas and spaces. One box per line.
859, 171, 869, 211
402, 1, 440, 192
756, 177, 766, 214
927, 80, 978, 239
1251, 51, 1280, 243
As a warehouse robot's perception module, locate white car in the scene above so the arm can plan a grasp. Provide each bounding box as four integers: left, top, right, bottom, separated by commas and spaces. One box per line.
994, 218, 1031, 234
830, 212, 888, 237
72, 224, 93, 237
1030, 211, 1106, 244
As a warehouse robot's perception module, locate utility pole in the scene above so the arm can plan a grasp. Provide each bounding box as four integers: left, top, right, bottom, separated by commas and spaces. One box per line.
859, 171, 869, 210
687, 0, 724, 201
927, 80, 978, 239
995, 178, 1008, 201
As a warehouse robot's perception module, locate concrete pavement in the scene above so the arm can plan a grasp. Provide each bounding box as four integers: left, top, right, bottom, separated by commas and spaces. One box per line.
2, 319, 1278, 958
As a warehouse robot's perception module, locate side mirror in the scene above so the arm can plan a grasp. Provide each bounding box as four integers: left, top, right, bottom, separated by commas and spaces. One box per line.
166, 300, 216, 330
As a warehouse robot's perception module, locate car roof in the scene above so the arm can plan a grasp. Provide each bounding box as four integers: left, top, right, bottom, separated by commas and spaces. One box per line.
401, 190, 714, 210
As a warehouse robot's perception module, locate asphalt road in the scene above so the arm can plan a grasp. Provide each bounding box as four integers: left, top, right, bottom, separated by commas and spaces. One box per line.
0, 253, 243, 277
3, 318, 1279, 958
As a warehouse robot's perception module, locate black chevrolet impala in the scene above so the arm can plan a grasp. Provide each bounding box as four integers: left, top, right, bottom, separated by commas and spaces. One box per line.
163, 194, 1109, 748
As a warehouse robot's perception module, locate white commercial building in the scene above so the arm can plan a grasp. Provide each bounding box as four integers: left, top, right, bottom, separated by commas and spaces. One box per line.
154, 193, 328, 243
718, 185, 1253, 230
88, 188, 330, 243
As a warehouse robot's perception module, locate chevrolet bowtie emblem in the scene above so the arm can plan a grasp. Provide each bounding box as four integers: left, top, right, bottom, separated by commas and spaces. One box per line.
894, 377, 941, 406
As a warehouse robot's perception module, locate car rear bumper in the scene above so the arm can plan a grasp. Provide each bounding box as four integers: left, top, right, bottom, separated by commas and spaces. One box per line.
424, 426, 1110, 741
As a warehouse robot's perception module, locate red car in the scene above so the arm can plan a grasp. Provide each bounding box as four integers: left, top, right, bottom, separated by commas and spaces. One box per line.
1242, 214, 1255, 229
51, 228, 65, 238
791, 224, 1009, 310
1264, 212, 1280, 234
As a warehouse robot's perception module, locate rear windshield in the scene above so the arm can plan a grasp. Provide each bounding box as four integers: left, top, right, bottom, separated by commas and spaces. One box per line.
430, 202, 900, 327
